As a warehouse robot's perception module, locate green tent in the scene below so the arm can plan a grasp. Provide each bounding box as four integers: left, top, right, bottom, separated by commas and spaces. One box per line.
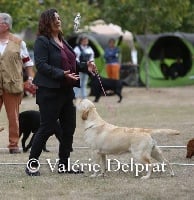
136, 33, 194, 87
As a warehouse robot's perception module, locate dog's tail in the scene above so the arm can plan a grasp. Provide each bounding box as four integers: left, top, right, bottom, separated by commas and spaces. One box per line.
0, 127, 4, 132
150, 129, 180, 135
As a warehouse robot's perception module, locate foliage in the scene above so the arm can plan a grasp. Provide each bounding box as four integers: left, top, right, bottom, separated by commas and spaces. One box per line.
97, 0, 191, 34
1, 0, 194, 37
0, 0, 100, 36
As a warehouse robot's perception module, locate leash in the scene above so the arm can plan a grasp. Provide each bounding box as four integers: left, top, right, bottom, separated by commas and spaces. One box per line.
94, 71, 107, 97
93, 70, 118, 118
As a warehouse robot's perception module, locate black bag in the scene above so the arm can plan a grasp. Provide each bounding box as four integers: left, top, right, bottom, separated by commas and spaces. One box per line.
78, 45, 92, 69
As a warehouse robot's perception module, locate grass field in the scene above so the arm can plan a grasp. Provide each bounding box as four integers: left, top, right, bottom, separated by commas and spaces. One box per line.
0, 86, 193, 200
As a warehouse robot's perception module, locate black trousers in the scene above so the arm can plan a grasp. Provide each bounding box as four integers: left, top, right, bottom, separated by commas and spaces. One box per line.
29, 87, 76, 165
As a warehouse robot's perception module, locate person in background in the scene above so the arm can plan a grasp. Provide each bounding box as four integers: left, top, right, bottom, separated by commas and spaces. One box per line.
25, 8, 96, 176
73, 35, 95, 99
104, 38, 120, 80
0, 13, 34, 154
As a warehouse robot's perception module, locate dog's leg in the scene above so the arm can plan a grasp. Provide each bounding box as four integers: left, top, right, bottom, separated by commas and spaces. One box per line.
21, 131, 31, 152
140, 156, 153, 180
94, 86, 101, 102
98, 154, 106, 177
151, 145, 174, 177
115, 83, 123, 103
25, 133, 35, 152
94, 95, 100, 103
90, 152, 102, 177
132, 148, 153, 180
21, 136, 27, 152
117, 95, 122, 103
115, 90, 122, 103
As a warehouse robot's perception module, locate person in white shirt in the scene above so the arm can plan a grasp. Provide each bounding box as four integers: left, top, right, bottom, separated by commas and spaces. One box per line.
73, 35, 95, 98
0, 12, 34, 154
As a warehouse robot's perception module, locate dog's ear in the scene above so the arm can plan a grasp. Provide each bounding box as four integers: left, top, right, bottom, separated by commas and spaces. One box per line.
82, 110, 89, 120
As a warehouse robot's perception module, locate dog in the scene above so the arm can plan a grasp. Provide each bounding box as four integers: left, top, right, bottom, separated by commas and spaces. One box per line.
186, 138, 194, 158
89, 75, 123, 103
75, 98, 180, 179
19, 110, 61, 152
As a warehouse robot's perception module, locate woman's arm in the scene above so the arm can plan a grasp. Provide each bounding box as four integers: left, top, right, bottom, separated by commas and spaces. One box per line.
34, 36, 65, 80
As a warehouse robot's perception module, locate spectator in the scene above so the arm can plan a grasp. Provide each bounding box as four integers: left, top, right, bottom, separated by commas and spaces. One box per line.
73, 35, 95, 98
104, 38, 120, 80
0, 13, 34, 154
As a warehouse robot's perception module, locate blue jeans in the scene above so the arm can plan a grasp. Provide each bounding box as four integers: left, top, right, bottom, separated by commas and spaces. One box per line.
74, 72, 89, 98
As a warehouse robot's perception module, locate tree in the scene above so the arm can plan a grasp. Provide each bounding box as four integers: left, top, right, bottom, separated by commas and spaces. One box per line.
0, 0, 100, 35
97, 0, 190, 34
1, 0, 194, 35
181, 0, 194, 32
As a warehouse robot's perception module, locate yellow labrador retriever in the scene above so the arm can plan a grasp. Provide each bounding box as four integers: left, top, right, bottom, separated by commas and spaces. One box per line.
75, 99, 179, 179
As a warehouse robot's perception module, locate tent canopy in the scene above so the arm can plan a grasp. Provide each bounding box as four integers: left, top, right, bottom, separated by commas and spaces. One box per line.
135, 32, 194, 50
135, 32, 194, 87
81, 20, 134, 49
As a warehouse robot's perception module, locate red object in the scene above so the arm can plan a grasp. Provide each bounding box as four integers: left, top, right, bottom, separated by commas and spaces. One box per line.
22, 57, 30, 63
186, 138, 194, 158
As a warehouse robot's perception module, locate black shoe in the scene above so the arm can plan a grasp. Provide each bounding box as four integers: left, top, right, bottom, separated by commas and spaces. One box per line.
25, 167, 40, 176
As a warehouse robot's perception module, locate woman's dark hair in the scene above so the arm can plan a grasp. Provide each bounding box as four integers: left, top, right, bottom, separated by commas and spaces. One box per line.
37, 8, 63, 40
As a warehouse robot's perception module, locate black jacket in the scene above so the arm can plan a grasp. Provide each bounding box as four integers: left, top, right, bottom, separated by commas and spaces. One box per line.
33, 36, 86, 88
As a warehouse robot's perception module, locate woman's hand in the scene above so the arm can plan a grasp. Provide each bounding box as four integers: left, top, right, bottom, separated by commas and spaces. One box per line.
64, 70, 79, 80
87, 61, 97, 76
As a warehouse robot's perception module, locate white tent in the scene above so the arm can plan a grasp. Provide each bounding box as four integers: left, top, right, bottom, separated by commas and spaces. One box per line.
83, 20, 134, 44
